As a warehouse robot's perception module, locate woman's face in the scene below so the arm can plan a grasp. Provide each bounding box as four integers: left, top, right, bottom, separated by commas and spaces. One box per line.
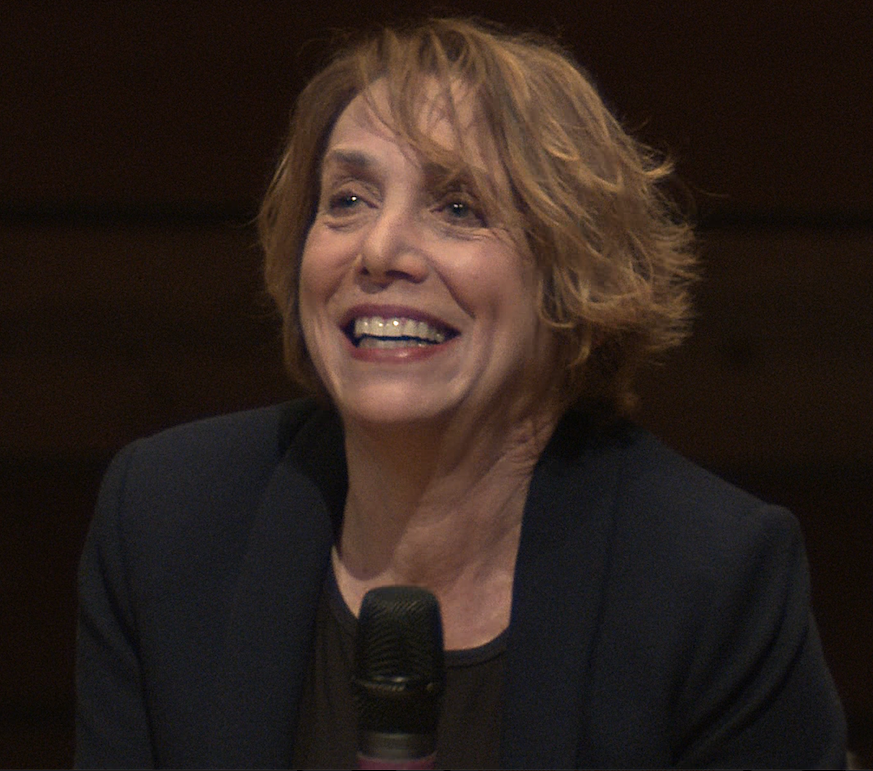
298, 83, 558, 431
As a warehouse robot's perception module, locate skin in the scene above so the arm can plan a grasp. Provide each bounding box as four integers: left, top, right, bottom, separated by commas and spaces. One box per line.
298, 82, 563, 648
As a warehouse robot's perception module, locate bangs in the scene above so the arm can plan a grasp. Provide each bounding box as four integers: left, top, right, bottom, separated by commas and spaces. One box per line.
344, 26, 526, 244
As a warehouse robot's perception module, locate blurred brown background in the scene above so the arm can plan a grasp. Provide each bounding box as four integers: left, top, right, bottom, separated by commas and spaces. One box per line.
1, 1, 871, 767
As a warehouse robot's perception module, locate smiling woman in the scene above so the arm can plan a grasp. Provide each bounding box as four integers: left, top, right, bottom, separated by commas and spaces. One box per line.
75, 17, 846, 770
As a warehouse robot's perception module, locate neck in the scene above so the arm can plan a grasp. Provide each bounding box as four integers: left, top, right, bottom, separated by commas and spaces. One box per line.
333, 406, 559, 648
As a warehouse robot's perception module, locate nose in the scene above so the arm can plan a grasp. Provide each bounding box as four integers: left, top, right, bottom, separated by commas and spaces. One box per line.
357, 205, 428, 287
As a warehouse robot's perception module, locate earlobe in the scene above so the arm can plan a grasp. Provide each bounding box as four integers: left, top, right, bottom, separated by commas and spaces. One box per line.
580, 326, 598, 360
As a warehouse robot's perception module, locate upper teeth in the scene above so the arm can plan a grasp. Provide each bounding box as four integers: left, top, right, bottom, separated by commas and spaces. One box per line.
353, 316, 447, 343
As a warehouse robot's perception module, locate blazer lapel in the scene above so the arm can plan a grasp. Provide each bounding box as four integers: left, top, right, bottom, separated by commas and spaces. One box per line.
501, 416, 625, 769
208, 406, 346, 768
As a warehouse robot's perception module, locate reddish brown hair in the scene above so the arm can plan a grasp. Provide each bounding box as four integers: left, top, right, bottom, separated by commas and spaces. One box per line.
260, 17, 697, 415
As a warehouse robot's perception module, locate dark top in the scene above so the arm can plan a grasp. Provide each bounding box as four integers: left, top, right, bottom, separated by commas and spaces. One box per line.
75, 399, 847, 768
292, 567, 505, 769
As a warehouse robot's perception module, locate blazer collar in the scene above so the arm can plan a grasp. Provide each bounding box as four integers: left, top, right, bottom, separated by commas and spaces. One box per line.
208, 405, 345, 767
501, 414, 625, 769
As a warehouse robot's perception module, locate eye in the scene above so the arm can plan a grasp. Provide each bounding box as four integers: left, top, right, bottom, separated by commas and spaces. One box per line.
435, 193, 486, 228
318, 183, 378, 227
446, 201, 473, 218
327, 191, 362, 212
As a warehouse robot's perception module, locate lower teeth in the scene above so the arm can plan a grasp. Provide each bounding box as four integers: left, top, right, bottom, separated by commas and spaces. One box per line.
357, 337, 435, 349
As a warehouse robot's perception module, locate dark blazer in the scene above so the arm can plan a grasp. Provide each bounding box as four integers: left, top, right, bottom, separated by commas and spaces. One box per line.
75, 399, 846, 768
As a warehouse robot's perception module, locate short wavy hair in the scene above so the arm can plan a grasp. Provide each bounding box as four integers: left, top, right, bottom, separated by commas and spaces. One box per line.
260, 17, 697, 417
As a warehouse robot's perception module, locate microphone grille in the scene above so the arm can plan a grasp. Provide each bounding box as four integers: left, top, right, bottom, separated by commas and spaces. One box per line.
353, 586, 445, 733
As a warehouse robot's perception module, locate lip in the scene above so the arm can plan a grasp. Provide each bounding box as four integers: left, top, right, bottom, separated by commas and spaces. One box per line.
339, 303, 460, 362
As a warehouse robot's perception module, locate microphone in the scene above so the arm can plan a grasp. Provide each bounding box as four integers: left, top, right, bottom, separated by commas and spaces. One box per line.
353, 586, 445, 770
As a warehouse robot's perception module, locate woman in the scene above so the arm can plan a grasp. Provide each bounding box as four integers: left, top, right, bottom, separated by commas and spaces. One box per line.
76, 18, 846, 769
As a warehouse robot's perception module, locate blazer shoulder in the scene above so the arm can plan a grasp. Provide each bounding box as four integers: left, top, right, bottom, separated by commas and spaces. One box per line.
614, 424, 794, 534
601, 425, 809, 616
104, 398, 324, 484
130, 398, 318, 457
92, 399, 327, 552
542, 419, 808, 595
548, 415, 773, 528
621, 425, 762, 507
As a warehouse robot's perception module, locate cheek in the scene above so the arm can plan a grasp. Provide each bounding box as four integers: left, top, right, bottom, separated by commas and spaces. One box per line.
298, 232, 341, 315
297, 246, 333, 350
296, 255, 316, 331
445, 243, 537, 318
481, 260, 541, 329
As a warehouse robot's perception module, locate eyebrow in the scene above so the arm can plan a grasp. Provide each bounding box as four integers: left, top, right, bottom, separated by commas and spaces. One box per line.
422, 160, 474, 189
320, 147, 484, 197
320, 148, 376, 175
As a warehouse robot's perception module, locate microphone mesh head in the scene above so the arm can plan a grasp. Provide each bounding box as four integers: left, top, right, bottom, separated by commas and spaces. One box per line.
353, 586, 445, 733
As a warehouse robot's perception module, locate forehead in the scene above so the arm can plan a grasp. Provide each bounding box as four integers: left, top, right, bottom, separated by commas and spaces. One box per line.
323, 78, 491, 171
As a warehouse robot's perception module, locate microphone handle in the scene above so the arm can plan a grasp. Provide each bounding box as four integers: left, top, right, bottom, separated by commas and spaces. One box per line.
356, 729, 436, 769
357, 752, 436, 770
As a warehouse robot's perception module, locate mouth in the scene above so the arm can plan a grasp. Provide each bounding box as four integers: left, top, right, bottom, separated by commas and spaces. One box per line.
343, 315, 458, 349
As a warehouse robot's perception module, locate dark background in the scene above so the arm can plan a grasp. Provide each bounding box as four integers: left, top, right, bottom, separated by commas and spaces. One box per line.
2, 1, 871, 766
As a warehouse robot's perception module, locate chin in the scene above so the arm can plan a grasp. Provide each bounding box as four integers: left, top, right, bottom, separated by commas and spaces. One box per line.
343, 401, 448, 429
333, 384, 460, 429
